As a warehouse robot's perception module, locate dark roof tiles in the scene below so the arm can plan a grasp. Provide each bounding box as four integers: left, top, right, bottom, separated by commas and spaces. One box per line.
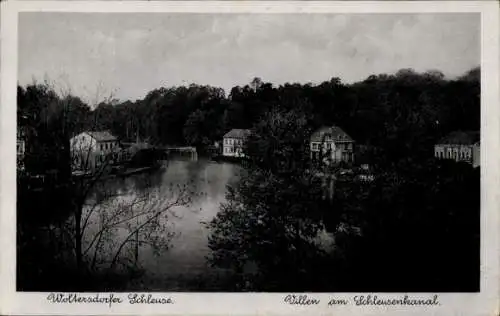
223, 129, 252, 139
310, 126, 353, 142
86, 131, 117, 142
437, 131, 480, 145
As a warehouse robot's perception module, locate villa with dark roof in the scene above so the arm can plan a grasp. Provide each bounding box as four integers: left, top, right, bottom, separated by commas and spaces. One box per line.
434, 131, 480, 167
222, 129, 251, 158
70, 131, 120, 171
310, 125, 355, 165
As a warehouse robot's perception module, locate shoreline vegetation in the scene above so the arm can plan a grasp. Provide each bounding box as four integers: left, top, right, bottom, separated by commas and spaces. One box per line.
17, 67, 480, 292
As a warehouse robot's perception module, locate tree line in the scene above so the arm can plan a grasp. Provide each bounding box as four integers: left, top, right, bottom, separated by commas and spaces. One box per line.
18, 67, 479, 174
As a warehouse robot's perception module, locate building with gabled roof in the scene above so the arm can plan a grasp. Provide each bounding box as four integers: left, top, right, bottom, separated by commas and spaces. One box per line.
222, 129, 251, 158
70, 131, 120, 172
310, 125, 355, 165
434, 130, 480, 167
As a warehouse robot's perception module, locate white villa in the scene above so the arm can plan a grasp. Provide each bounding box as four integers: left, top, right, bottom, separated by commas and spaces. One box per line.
434, 131, 480, 168
310, 125, 355, 165
222, 129, 251, 158
70, 131, 120, 172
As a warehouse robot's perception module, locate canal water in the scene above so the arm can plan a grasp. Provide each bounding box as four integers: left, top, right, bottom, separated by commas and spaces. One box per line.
81, 157, 334, 291
82, 158, 241, 291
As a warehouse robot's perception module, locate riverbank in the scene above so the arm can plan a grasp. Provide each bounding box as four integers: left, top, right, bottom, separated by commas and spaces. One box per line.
210, 155, 251, 166
71, 163, 164, 181
113, 165, 164, 178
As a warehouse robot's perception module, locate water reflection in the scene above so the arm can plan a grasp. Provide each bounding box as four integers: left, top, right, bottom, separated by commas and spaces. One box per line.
84, 159, 239, 290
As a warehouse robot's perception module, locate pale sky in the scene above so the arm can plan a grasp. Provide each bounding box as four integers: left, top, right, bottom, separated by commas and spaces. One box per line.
18, 13, 480, 103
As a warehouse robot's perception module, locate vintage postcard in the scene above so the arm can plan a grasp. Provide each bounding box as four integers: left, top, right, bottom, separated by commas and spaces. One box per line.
1, 1, 499, 315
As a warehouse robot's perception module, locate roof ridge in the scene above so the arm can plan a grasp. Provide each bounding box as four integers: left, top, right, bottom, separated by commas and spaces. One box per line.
437, 130, 480, 145
310, 125, 353, 142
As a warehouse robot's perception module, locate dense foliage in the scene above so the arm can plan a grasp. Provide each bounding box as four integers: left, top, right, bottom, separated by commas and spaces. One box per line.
328, 159, 480, 291
205, 67, 480, 292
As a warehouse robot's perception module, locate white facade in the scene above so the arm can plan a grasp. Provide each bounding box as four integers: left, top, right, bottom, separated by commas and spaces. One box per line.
310, 140, 354, 164
70, 132, 119, 171
309, 126, 355, 165
17, 139, 25, 170
434, 142, 480, 168
223, 137, 246, 157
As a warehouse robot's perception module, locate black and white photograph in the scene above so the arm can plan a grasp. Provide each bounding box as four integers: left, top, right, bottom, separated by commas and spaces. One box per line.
1, 1, 499, 315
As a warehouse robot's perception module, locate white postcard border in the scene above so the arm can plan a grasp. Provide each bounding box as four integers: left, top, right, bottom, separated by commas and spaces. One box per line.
1, 1, 498, 315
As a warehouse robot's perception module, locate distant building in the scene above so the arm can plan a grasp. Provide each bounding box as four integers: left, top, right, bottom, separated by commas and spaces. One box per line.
434, 131, 480, 168
223, 129, 251, 158
70, 131, 120, 171
17, 115, 29, 172
17, 127, 26, 171
310, 126, 355, 165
